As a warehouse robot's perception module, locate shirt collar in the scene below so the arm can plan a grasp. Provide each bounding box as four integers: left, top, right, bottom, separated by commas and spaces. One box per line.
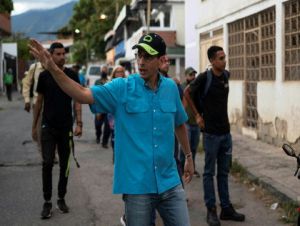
144, 73, 163, 91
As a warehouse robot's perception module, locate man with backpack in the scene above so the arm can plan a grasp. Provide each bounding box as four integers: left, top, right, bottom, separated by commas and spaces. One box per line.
184, 46, 245, 226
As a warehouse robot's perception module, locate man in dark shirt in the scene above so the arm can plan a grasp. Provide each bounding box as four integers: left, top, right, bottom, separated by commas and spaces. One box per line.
32, 42, 83, 219
184, 46, 245, 226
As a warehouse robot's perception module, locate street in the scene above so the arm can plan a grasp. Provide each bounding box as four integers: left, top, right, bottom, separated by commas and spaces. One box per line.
0, 95, 289, 226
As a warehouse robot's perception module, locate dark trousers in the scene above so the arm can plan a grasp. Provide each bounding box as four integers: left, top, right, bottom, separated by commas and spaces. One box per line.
41, 127, 72, 201
95, 114, 111, 145
5, 84, 12, 101
203, 133, 232, 208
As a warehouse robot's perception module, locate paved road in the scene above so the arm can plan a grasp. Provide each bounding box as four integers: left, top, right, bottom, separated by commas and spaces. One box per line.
0, 94, 289, 226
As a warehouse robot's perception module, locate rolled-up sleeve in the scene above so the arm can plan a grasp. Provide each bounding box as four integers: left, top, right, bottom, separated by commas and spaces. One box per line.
89, 78, 122, 114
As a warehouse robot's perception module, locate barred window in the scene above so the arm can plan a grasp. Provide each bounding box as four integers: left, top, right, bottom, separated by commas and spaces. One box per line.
284, 0, 300, 80
228, 7, 276, 81
228, 19, 245, 80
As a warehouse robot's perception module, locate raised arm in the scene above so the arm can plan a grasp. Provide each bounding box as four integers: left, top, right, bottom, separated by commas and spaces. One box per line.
29, 39, 93, 104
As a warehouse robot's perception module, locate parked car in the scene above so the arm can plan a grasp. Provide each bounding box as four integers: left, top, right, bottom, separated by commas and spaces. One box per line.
86, 64, 101, 87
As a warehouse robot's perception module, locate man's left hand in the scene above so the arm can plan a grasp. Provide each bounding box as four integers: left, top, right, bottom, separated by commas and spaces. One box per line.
183, 157, 194, 183
74, 125, 82, 137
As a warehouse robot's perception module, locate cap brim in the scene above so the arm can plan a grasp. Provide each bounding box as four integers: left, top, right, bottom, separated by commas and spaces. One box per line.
132, 43, 159, 56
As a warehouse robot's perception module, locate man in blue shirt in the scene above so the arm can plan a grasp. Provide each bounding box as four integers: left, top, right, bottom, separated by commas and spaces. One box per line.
29, 33, 194, 226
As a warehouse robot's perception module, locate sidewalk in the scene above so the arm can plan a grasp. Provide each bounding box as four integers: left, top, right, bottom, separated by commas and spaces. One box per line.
0, 91, 23, 110
232, 132, 300, 203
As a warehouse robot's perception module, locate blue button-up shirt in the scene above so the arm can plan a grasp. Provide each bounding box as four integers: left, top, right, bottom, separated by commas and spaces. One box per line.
90, 74, 188, 194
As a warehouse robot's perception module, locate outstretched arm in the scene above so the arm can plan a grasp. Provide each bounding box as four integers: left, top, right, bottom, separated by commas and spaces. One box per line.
29, 39, 93, 104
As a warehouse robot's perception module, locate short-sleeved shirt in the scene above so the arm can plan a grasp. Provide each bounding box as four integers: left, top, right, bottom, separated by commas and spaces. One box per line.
189, 70, 230, 135
36, 67, 80, 129
90, 74, 188, 194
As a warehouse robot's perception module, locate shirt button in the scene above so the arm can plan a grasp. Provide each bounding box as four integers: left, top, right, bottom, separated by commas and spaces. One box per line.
153, 127, 157, 130
155, 166, 157, 170
154, 144, 158, 148
153, 109, 156, 112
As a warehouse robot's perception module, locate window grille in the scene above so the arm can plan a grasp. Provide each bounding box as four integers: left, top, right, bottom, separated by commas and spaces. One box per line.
284, 0, 300, 80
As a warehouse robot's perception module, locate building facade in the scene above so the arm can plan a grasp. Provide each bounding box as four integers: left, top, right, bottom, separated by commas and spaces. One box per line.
187, 0, 300, 146
105, 0, 185, 80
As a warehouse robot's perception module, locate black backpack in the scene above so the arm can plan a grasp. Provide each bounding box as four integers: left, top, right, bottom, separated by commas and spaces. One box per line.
193, 69, 229, 116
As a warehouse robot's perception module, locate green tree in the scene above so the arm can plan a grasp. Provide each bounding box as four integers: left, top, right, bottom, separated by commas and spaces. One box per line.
64, 0, 130, 63
0, 0, 14, 13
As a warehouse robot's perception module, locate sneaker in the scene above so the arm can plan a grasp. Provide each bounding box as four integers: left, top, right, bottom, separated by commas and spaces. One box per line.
102, 144, 109, 149
41, 202, 52, 219
96, 138, 100, 144
57, 199, 69, 213
207, 207, 220, 226
220, 204, 245, 221
120, 214, 126, 226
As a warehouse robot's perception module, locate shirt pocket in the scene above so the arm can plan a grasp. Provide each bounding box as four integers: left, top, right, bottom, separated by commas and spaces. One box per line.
124, 101, 150, 132
159, 101, 176, 131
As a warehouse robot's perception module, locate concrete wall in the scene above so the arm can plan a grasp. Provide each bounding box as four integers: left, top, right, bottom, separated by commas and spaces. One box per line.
196, 0, 265, 28
185, 0, 201, 70
171, 3, 185, 45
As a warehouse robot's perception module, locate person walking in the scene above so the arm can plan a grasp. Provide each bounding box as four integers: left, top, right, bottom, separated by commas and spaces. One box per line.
184, 46, 245, 226
22, 61, 45, 158
94, 65, 111, 148
32, 42, 83, 219
3, 68, 13, 101
180, 67, 201, 178
29, 33, 194, 226
22, 62, 45, 112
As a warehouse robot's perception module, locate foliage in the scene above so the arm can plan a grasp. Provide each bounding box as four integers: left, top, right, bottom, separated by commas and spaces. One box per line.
0, 0, 13, 13
64, 0, 131, 63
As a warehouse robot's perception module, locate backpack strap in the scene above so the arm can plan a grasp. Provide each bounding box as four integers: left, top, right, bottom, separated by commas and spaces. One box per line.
203, 69, 213, 99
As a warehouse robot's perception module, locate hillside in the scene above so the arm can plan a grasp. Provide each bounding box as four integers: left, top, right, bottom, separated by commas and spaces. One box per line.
12, 1, 77, 41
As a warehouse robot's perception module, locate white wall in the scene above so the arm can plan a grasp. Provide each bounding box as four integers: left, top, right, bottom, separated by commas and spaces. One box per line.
258, 82, 300, 142
171, 3, 185, 45
185, 0, 201, 70
228, 81, 244, 125
196, 0, 267, 28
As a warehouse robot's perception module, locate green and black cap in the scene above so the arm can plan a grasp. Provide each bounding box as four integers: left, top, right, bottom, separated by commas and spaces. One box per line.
132, 33, 166, 56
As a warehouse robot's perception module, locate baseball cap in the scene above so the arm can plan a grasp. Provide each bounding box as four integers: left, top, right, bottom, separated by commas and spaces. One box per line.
132, 33, 166, 56
185, 67, 197, 75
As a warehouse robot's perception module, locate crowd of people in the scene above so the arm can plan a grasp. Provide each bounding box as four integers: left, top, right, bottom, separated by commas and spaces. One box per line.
24, 33, 245, 226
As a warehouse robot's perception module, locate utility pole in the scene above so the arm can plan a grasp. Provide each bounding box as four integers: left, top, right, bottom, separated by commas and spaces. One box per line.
147, 0, 151, 33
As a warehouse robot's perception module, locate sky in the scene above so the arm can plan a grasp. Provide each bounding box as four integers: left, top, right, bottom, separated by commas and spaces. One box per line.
12, 0, 76, 16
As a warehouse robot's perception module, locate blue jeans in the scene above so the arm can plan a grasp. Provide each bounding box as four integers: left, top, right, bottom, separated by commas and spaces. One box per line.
203, 133, 232, 209
122, 185, 190, 226
180, 124, 200, 171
